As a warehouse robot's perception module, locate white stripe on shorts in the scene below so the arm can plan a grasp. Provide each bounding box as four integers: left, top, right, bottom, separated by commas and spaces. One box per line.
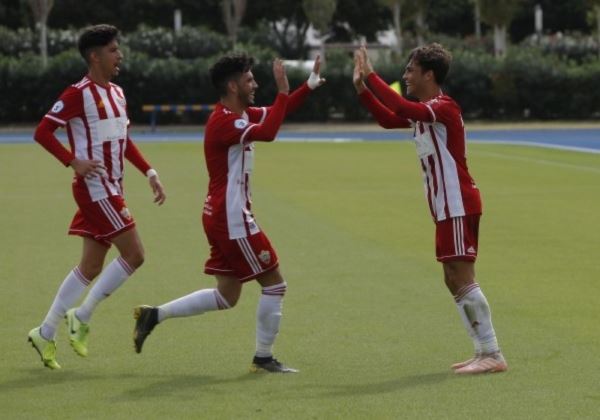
236, 238, 262, 274
98, 199, 124, 230
453, 217, 465, 255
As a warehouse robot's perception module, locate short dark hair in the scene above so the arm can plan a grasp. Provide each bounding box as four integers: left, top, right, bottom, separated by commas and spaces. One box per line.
209, 53, 255, 97
78, 24, 119, 63
408, 43, 452, 84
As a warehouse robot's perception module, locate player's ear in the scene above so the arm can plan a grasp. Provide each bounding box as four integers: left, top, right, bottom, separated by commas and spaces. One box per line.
88, 48, 100, 64
227, 79, 238, 95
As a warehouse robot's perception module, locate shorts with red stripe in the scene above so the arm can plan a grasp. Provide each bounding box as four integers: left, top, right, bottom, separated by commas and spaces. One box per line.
204, 228, 279, 282
435, 214, 480, 262
68, 184, 135, 247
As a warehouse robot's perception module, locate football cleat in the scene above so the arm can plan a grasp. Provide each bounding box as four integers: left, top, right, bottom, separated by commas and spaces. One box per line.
133, 305, 159, 354
451, 353, 481, 370
250, 356, 298, 373
28, 327, 61, 370
454, 352, 508, 374
66, 308, 89, 357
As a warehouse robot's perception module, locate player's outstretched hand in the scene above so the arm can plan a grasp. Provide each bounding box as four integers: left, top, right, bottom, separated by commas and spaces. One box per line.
273, 58, 290, 95
359, 45, 374, 76
70, 158, 106, 179
149, 175, 166, 205
307, 54, 326, 90
353, 50, 366, 94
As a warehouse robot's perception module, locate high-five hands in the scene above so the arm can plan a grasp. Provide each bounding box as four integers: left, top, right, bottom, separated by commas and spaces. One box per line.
353, 50, 366, 93
307, 54, 326, 90
273, 58, 290, 95
353, 46, 374, 94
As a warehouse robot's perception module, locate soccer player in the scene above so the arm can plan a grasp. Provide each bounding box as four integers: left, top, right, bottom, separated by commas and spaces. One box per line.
132, 53, 325, 373
353, 44, 507, 374
28, 24, 166, 369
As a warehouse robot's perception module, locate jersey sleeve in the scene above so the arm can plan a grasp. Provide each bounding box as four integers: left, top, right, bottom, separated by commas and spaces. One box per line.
43, 87, 83, 126
359, 89, 411, 129
246, 82, 311, 123
246, 106, 268, 124
426, 98, 460, 125
124, 137, 152, 175
214, 93, 289, 146
34, 117, 75, 166
366, 73, 433, 122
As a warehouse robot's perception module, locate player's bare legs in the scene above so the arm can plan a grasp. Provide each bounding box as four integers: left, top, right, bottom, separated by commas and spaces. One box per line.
444, 260, 507, 374
215, 275, 242, 307
74, 228, 142, 324
61, 229, 143, 357
77, 237, 110, 277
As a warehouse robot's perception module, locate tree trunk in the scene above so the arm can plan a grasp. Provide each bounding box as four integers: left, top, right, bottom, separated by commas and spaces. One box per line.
39, 21, 47, 67
392, 1, 403, 55
28, 0, 53, 68
596, 7, 600, 59
474, 0, 481, 40
493, 24, 507, 58
222, 0, 247, 46
415, 9, 425, 46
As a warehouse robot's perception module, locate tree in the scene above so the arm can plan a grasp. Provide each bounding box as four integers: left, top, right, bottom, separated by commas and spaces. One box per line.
244, 0, 311, 58
378, 0, 406, 54
590, 0, 600, 57
329, 0, 391, 43
413, 0, 430, 46
302, 0, 336, 60
480, 0, 522, 57
27, 0, 54, 67
222, 0, 246, 45
470, 0, 482, 39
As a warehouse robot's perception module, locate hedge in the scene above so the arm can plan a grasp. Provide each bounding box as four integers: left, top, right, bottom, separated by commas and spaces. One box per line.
1, 47, 600, 123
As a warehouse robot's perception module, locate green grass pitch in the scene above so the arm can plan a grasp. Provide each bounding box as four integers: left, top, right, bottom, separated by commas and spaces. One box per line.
1, 139, 599, 419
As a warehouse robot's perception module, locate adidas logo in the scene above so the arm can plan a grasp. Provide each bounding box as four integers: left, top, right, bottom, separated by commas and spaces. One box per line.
467, 246, 476, 254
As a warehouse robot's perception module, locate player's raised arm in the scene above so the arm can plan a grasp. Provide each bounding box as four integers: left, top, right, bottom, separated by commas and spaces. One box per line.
353, 51, 410, 129
248, 55, 326, 122
358, 46, 432, 122
242, 59, 290, 142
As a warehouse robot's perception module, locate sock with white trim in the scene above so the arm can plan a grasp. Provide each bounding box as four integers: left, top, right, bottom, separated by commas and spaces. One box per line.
157, 289, 230, 322
75, 257, 134, 323
255, 282, 287, 358
40, 267, 90, 340
455, 283, 500, 355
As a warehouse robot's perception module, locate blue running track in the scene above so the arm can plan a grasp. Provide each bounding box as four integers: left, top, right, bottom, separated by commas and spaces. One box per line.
1, 127, 599, 153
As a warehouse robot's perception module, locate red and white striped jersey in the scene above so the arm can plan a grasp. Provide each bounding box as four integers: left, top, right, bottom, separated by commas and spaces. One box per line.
44, 76, 130, 202
203, 103, 269, 239
412, 94, 481, 221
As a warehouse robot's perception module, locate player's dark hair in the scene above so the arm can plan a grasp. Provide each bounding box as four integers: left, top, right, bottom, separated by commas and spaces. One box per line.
408, 43, 452, 85
209, 53, 255, 97
78, 24, 120, 63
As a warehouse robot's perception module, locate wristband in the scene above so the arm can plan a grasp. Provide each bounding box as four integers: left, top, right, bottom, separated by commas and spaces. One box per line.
307, 72, 321, 90
146, 168, 158, 178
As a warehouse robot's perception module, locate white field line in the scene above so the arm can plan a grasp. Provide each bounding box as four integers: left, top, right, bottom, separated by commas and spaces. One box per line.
470, 149, 600, 175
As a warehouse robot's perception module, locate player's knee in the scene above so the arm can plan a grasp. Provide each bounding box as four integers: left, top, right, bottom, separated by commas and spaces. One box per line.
79, 264, 102, 281
123, 249, 145, 269
214, 291, 237, 309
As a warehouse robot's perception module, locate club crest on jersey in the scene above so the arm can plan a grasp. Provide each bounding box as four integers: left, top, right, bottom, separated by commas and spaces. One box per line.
51, 100, 64, 113
120, 207, 132, 220
258, 250, 271, 265
98, 100, 105, 109
234, 118, 248, 130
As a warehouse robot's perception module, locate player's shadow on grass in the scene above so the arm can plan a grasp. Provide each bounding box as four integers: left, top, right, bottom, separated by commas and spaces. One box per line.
302, 371, 452, 398
112, 372, 263, 401
0, 368, 105, 391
